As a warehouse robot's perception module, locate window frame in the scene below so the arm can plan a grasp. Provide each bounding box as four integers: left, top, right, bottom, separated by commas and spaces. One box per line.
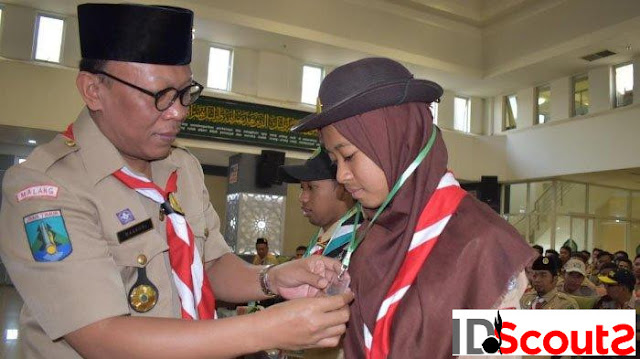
535, 84, 551, 125
300, 64, 324, 105
453, 96, 471, 133
571, 73, 589, 117
32, 13, 66, 64
207, 45, 234, 91
613, 62, 633, 108
503, 94, 517, 131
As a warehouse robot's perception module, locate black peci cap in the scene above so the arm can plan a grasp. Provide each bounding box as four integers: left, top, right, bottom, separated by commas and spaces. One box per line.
78, 3, 193, 65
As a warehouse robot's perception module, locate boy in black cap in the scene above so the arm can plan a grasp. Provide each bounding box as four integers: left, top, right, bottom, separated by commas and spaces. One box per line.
280, 149, 358, 260
0, 3, 351, 358
520, 256, 579, 309
594, 268, 636, 309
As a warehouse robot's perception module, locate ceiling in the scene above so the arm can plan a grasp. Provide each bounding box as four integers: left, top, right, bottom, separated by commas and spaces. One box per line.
5, 0, 640, 97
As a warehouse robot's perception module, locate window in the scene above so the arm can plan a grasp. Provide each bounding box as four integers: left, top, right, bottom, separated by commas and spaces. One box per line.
430, 101, 439, 125
33, 14, 65, 63
207, 46, 233, 91
301, 65, 323, 105
536, 85, 551, 124
453, 96, 470, 132
503, 94, 517, 130
572, 74, 589, 116
614, 63, 633, 108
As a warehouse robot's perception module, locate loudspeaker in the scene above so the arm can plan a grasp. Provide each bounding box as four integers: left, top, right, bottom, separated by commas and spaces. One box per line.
256, 150, 285, 188
478, 176, 500, 212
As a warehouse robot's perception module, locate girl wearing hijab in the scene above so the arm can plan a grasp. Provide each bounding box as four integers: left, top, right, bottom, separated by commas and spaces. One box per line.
292, 58, 536, 359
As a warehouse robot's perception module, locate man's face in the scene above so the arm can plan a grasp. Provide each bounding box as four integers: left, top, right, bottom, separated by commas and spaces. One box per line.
604, 283, 626, 302
95, 61, 193, 162
559, 248, 571, 263
532, 270, 556, 295
633, 257, 640, 279
599, 255, 612, 267
256, 243, 268, 259
295, 249, 305, 259
618, 261, 631, 271
299, 179, 348, 228
563, 272, 584, 292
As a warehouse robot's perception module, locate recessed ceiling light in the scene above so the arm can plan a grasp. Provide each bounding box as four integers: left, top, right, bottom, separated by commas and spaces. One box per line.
27, 139, 37, 145
5, 328, 18, 340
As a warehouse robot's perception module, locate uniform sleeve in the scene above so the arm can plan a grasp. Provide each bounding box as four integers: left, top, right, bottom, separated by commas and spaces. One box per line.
194, 157, 231, 262
0, 166, 129, 340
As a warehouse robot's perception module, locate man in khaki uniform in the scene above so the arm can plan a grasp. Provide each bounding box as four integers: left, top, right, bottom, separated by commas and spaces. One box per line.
280, 149, 357, 260
252, 237, 280, 265
0, 4, 351, 358
280, 149, 359, 359
521, 256, 579, 309
556, 258, 598, 297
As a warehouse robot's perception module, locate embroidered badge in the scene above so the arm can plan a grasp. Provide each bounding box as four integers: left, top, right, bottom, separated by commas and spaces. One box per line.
16, 185, 59, 202
23, 210, 72, 262
116, 208, 135, 225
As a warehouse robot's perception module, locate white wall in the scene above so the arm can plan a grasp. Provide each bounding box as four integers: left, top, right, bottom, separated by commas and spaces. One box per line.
506, 104, 640, 180
590, 66, 612, 113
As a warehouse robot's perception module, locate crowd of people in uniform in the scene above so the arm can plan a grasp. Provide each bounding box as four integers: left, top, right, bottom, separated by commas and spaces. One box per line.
521, 245, 640, 311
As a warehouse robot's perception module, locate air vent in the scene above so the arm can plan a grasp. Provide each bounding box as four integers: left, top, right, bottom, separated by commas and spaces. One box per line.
581, 50, 616, 62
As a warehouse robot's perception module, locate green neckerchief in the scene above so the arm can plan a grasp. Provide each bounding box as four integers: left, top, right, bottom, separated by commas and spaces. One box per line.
303, 205, 358, 257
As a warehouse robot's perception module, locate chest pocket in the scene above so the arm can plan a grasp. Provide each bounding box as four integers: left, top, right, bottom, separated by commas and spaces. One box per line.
109, 228, 168, 268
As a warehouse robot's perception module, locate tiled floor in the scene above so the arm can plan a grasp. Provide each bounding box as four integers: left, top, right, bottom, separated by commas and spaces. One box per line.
0, 286, 23, 359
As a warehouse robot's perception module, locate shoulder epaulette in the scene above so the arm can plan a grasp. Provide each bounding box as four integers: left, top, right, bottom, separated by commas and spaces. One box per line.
21, 134, 80, 173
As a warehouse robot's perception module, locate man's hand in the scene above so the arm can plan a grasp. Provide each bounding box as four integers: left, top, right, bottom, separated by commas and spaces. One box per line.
268, 255, 344, 299
259, 291, 354, 350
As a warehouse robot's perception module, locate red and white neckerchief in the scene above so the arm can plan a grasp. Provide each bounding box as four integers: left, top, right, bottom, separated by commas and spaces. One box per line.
363, 172, 466, 359
113, 167, 217, 320
62, 124, 216, 320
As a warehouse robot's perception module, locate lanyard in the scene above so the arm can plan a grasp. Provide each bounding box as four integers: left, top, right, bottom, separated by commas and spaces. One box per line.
304, 205, 358, 257
339, 124, 438, 276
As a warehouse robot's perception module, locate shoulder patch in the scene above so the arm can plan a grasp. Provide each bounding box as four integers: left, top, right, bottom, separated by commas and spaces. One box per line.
23, 210, 73, 262
16, 184, 59, 202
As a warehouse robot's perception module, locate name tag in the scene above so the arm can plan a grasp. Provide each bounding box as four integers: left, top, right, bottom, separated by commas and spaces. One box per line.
117, 219, 153, 243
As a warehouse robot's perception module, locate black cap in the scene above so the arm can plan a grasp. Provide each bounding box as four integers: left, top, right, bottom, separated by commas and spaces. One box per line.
532, 255, 559, 276
279, 149, 336, 183
78, 3, 193, 65
598, 268, 635, 292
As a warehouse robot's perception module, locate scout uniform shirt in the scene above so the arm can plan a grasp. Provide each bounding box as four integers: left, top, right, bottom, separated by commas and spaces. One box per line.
520, 288, 579, 309
0, 109, 231, 358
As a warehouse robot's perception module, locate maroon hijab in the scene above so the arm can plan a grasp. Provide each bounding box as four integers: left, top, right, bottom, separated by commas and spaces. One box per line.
330, 102, 536, 358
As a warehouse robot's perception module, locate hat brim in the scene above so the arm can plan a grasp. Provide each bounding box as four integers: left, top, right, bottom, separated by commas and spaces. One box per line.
597, 275, 618, 285
291, 79, 442, 132
278, 164, 334, 183
565, 268, 586, 276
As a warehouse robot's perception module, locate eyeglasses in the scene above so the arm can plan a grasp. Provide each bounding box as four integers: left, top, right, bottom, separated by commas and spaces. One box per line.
91, 70, 203, 111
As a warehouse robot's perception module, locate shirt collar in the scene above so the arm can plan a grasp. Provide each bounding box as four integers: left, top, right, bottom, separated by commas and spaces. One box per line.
73, 107, 179, 186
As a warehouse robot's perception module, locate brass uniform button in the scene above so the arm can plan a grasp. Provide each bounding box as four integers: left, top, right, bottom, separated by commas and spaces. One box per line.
65, 140, 76, 147
137, 254, 147, 266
